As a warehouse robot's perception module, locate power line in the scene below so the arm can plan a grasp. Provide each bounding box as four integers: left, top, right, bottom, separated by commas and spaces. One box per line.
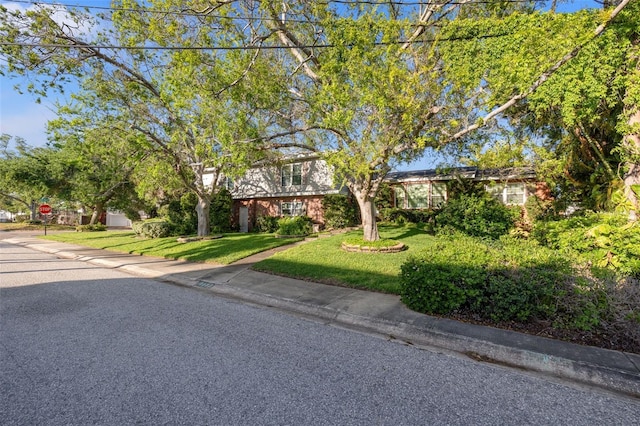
0, 32, 512, 51
4, 0, 320, 23
5, 0, 585, 19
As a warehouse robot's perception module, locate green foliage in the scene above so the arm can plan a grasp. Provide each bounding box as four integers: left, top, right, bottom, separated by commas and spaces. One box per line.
445, 177, 487, 200
524, 194, 555, 222
180, 193, 199, 234
434, 194, 517, 239
374, 184, 394, 211
0, 136, 59, 214
400, 234, 605, 324
159, 191, 235, 236
322, 194, 357, 229
132, 219, 171, 239
379, 208, 435, 225
254, 215, 279, 233
209, 188, 232, 233
400, 235, 491, 314
75, 224, 107, 232
533, 212, 640, 277
159, 196, 194, 236
131, 221, 144, 236
276, 216, 313, 236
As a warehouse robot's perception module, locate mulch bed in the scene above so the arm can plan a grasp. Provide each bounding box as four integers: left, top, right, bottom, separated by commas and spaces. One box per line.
446, 310, 640, 354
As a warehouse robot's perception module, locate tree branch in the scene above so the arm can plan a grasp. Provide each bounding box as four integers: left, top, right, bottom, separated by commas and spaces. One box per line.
450, 0, 633, 142
0, 192, 32, 210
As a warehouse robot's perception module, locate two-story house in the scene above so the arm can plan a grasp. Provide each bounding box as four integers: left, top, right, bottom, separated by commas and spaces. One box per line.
226, 155, 348, 232
216, 157, 546, 232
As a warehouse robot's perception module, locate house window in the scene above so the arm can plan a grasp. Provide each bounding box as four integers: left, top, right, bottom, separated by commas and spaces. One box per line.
487, 184, 504, 202
485, 183, 527, 205
505, 183, 526, 205
222, 176, 234, 191
281, 201, 304, 216
281, 163, 303, 187
406, 184, 430, 209
431, 182, 447, 208
396, 183, 447, 209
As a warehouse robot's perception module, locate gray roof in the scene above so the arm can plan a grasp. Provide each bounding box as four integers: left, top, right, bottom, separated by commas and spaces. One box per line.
386, 166, 536, 183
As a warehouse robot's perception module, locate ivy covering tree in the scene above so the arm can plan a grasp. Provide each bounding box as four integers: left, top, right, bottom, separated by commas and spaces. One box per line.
259, 0, 632, 240
441, 1, 640, 215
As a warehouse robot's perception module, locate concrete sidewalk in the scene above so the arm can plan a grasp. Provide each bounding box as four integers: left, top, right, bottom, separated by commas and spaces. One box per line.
3, 235, 640, 399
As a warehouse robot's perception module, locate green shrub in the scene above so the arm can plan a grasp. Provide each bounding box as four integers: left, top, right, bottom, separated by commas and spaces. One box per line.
179, 193, 198, 235
400, 234, 593, 323
533, 212, 640, 277
322, 194, 358, 229
132, 221, 144, 236
276, 216, 313, 236
255, 215, 279, 233
143, 220, 171, 238
158, 195, 196, 236
434, 194, 517, 239
524, 194, 555, 222
380, 208, 435, 225
400, 235, 491, 314
133, 219, 171, 238
75, 224, 107, 232
210, 188, 232, 233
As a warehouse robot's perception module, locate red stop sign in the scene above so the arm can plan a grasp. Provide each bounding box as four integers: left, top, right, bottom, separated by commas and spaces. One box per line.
39, 204, 52, 215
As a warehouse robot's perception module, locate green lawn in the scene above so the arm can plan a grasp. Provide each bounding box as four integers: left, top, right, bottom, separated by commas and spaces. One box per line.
38, 226, 432, 292
253, 225, 436, 294
41, 231, 303, 265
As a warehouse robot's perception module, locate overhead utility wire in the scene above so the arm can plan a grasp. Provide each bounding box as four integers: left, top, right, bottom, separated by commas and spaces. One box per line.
10, 0, 570, 17
6, 0, 318, 23
0, 32, 511, 51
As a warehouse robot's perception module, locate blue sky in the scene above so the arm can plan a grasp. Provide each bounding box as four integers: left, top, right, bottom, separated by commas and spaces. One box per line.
1, 0, 602, 170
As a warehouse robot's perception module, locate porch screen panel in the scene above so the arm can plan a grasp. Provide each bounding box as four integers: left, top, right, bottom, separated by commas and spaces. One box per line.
406, 184, 429, 209
431, 182, 447, 208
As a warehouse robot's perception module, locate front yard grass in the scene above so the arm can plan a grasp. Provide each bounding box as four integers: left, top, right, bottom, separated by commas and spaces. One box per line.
254, 225, 434, 294
42, 231, 303, 265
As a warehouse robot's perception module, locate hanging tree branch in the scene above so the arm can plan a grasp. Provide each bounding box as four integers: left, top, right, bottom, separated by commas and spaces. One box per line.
450, 0, 633, 142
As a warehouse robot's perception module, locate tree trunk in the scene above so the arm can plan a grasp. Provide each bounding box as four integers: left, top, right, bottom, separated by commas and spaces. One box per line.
90, 202, 105, 225
623, 109, 640, 220
353, 189, 380, 242
195, 194, 211, 237
30, 200, 37, 221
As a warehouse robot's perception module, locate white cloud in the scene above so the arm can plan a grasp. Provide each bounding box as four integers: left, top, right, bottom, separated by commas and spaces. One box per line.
1, 1, 98, 37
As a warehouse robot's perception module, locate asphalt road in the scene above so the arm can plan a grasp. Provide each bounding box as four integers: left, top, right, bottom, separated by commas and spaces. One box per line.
1, 240, 639, 425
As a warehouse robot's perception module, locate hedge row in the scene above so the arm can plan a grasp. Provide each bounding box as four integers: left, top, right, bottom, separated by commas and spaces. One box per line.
399, 233, 626, 331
